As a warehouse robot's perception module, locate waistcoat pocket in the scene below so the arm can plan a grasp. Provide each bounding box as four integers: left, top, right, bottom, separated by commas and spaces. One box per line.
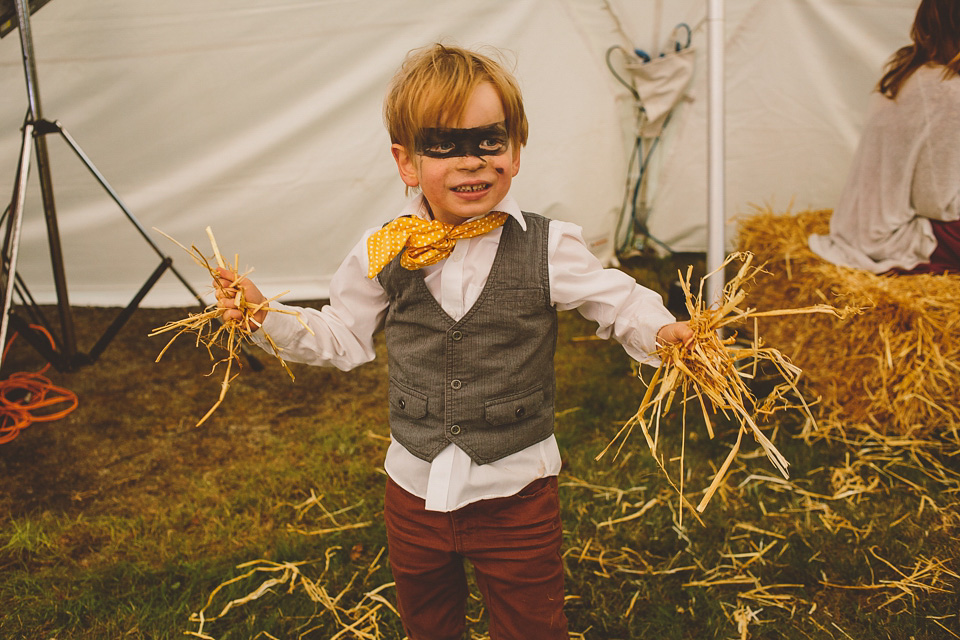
484, 386, 544, 426
389, 378, 428, 419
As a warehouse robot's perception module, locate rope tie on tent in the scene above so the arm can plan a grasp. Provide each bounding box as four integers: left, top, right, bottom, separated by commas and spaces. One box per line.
0, 324, 79, 444
607, 23, 693, 258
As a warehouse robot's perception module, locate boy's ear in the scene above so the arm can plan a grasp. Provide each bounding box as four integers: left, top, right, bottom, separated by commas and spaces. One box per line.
511, 147, 521, 177
392, 144, 420, 188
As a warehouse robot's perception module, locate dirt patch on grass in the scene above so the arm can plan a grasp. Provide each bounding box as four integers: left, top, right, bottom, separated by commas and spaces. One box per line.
2, 257, 957, 638
0, 301, 383, 519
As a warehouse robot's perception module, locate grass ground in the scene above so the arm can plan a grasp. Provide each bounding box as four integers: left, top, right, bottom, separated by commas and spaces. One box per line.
0, 254, 957, 639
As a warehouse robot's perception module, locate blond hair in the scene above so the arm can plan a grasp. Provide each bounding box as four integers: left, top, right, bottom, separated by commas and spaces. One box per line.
384, 43, 528, 154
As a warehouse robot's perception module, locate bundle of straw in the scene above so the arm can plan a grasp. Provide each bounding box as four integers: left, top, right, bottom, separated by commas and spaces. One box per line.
737, 208, 960, 440
598, 252, 856, 518
150, 227, 311, 426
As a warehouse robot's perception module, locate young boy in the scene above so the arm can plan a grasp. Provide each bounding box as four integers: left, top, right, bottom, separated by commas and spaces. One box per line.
217, 43, 692, 640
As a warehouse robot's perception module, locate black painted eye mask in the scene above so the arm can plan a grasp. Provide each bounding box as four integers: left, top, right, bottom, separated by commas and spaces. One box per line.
415, 121, 509, 158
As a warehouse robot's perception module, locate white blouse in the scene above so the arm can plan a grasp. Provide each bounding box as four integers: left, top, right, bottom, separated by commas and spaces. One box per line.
809, 65, 960, 273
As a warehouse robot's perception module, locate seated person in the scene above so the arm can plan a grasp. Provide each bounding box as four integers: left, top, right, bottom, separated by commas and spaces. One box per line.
808, 0, 960, 275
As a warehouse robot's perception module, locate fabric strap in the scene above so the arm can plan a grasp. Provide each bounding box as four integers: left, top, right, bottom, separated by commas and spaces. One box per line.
366, 212, 509, 278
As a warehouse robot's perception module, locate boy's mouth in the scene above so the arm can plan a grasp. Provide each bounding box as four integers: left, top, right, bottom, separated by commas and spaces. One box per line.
452, 183, 490, 193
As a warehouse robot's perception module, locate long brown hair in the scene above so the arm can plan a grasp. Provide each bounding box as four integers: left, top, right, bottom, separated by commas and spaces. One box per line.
877, 0, 960, 99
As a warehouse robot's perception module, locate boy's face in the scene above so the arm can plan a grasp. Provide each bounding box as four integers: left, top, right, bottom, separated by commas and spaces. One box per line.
392, 82, 521, 226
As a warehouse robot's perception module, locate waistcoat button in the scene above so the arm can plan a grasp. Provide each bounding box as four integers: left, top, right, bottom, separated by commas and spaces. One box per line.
398, 399, 405, 410
450, 424, 461, 435
451, 379, 462, 390
515, 406, 526, 418
451, 330, 463, 341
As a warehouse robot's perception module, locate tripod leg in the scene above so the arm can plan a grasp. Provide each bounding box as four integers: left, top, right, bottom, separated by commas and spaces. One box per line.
87, 257, 173, 364
6, 6, 261, 373
5, 312, 60, 365
56, 124, 206, 306
11, 0, 80, 369
0, 122, 34, 369
55, 123, 264, 372
32, 126, 78, 367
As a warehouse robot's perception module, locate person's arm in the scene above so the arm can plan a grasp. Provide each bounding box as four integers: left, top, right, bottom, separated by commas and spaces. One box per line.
213, 231, 389, 371
912, 74, 960, 222
547, 220, 690, 364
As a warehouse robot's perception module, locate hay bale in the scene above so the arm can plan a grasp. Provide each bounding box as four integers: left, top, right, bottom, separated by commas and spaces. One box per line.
736, 208, 960, 438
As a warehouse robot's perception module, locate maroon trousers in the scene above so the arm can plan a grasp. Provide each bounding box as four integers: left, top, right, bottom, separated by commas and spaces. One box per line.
384, 476, 569, 640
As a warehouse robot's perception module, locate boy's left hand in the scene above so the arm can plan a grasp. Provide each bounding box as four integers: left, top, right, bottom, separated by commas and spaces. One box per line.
657, 321, 694, 348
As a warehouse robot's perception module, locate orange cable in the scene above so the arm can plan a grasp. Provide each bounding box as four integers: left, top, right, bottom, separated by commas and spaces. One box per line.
0, 324, 79, 444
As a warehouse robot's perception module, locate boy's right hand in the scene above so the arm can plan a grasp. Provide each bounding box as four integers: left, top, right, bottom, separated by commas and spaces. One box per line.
656, 321, 694, 348
214, 267, 268, 330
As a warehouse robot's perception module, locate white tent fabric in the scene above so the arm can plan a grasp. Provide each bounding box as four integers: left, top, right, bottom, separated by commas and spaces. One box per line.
640, 0, 918, 255
0, 0, 918, 307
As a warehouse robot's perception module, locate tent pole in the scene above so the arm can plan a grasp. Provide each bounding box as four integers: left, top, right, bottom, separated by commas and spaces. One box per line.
706, 0, 726, 307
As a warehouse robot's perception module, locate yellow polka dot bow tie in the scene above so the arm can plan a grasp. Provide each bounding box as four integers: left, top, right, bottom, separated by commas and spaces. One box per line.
366, 212, 509, 278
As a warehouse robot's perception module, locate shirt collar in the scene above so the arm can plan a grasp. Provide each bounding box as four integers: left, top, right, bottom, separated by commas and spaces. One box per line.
402, 194, 527, 232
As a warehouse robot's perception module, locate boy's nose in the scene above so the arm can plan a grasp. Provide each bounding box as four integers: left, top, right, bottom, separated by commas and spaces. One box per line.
458, 154, 487, 169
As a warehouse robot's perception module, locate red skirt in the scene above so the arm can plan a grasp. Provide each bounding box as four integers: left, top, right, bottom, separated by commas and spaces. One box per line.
900, 218, 960, 275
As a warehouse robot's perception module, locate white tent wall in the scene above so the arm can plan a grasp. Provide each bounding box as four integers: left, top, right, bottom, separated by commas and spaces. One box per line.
615, 0, 917, 254
0, 0, 633, 307
0, 0, 918, 308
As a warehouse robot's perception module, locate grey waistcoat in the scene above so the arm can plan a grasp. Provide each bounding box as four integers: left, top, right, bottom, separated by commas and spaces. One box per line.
378, 212, 557, 465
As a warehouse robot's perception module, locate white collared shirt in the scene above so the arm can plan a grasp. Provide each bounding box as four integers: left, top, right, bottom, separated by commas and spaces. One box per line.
256, 194, 675, 511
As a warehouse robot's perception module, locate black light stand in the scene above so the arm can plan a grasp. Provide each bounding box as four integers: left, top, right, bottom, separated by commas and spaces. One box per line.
0, 0, 262, 372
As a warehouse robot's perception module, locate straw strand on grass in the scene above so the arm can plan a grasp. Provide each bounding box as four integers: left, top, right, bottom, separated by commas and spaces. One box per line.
185, 551, 399, 639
